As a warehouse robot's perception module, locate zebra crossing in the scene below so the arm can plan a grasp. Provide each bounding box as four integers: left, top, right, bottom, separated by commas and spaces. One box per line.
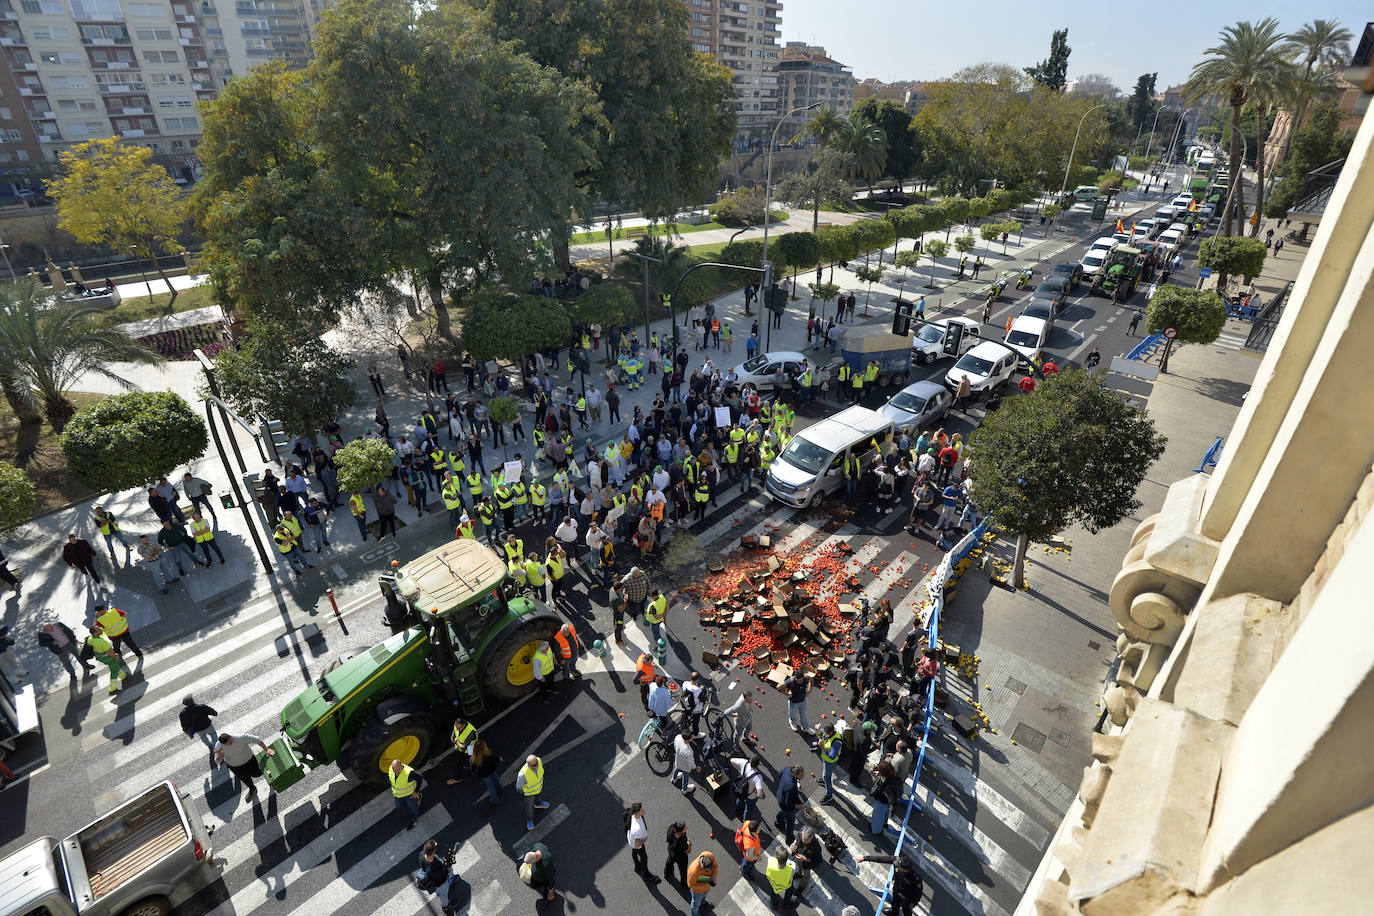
29, 479, 1061, 916
1213, 318, 1253, 351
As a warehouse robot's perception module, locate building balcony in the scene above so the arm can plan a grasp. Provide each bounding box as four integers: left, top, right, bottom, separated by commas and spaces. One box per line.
98, 81, 146, 93
28, 109, 55, 119
117, 127, 159, 137
81, 36, 132, 45
119, 105, 148, 114
0, 36, 24, 46
17, 85, 41, 96
200, 2, 217, 11
38, 132, 64, 142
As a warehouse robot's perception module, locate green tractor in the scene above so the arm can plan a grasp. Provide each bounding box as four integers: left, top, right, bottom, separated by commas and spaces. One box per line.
260, 539, 562, 790
1092, 245, 1144, 302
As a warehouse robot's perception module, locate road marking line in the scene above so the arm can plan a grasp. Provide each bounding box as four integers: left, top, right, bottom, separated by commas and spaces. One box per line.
919, 747, 1052, 847
512, 802, 572, 857
912, 783, 1033, 891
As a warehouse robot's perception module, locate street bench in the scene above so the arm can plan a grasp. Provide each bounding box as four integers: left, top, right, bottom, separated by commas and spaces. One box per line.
624, 226, 647, 239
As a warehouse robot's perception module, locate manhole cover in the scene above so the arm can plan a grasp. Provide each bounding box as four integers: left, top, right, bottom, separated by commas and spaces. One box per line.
1050, 728, 1072, 748
1088, 640, 1101, 651
1011, 723, 1047, 753
1005, 677, 1027, 695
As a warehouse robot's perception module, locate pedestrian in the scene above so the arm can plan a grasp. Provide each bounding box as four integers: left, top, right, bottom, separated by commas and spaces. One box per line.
532, 640, 557, 701
92, 603, 143, 659
735, 818, 763, 881
188, 512, 226, 565
367, 360, 385, 396
625, 802, 662, 884
766, 847, 796, 910
854, 854, 925, 916
416, 839, 452, 894
302, 498, 331, 552
59, 533, 103, 586
731, 753, 766, 823
818, 722, 842, 802
868, 758, 899, 837
215, 733, 275, 800
1274, 237, 1283, 256
1129, 310, 1142, 335
776, 765, 805, 843
723, 689, 753, 749
687, 850, 718, 916
91, 505, 131, 560
181, 472, 217, 523
521, 844, 556, 903
790, 826, 825, 897
671, 732, 698, 796
179, 695, 219, 754
470, 738, 503, 805
781, 673, 812, 734
374, 485, 399, 539
954, 374, 972, 411
86, 630, 127, 697
38, 621, 91, 679
553, 623, 582, 684
159, 517, 203, 570
1085, 347, 1101, 369
446, 715, 479, 785
0, 548, 18, 595
147, 486, 180, 525
432, 357, 449, 392
272, 519, 312, 577
388, 757, 424, 829
664, 820, 691, 887
516, 754, 550, 830
136, 535, 177, 593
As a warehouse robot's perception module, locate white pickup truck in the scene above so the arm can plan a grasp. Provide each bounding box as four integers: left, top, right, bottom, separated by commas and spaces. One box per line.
0, 781, 218, 916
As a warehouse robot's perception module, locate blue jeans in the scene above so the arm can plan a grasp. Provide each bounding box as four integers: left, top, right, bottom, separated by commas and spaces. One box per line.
741, 854, 756, 879
871, 799, 890, 836
448, 505, 462, 529
483, 771, 501, 804
846, 478, 857, 503
788, 699, 810, 732
177, 542, 201, 567
737, 795, 760, 823
740, 467, 752, 492
282, 547, 309, 574
308, 524, 327, 551
822, 760, 837, 798
649, 620, 663, 646
394, 793, 420, 822
159, 552, 185, 580
101, 529, 129, 554
194, 725, 219, 750
354, 514, 368, 539
601, 564, 614, 590
691, 889, 709, 916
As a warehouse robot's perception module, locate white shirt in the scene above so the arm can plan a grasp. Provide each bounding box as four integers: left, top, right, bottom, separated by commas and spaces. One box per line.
555, 518, 579, 545
653, 469, 670, 491
587, 388, 602, 408
627, 814, 648, 848
586, 526, 606, 552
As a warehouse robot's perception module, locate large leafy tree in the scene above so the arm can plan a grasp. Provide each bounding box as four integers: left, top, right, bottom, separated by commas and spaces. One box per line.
1025, 28, 1071, 92
1146, 286, 1226, 371
47, 137, 188, 305
1265, 100, 1350, 218
474, 0, 735, 226
840, 117, 889, 196
1185, 18, 1288, 236
334, 437, 398, 494
970, 370, 1167, 586
61, 391, 208, 494
792, 105, 851, 148
194, 64, 380, 328
213, 317, 357, 437
851, 97, 921, 185
1127, 72, 1158, 133
310, 0, 600, 341
1277, 20, 1354, 165
460, 291, 572, 364
0, 460, 35, 531
0, 279, 162, 431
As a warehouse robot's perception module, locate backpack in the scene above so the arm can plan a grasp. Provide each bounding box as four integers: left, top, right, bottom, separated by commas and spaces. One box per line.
734, 825, 747, 855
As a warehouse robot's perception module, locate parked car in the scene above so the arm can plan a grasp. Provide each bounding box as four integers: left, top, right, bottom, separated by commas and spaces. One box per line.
1020, 300, 1057, 330
1033, 276, 1069, 309
1081, 246, 1112, 277
1049, 261, 1084, 291
878, 380, 953, 434
1003, 315, 1051, 366
733, 351, 807, 390
1072, 185, 1099, 201
1157, 228, 1184, 251
944, 341, 1018, 395
911, 317, 982, 365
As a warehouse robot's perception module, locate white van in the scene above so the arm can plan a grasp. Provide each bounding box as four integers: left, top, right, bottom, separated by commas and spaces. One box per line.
1004, 316, 1050, 365
911, 316, 981, 364
765, 405, 894, 508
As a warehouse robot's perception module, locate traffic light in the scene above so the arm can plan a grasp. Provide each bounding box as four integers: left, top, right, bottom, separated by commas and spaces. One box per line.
941, 323, 964, 356
570, 347, 590, 375
892, 299, 914, 337
766, 286, 788, 313
257, 416, 289, 463
220, 492, 235, 510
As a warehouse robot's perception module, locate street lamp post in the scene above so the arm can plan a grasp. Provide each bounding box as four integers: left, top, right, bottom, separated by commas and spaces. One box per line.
1059, 103, 1108, 204
1162, 106, 1200, 169
623, 250, 663, 345
761, 102, 820, 285
1213, 132, 1250, 242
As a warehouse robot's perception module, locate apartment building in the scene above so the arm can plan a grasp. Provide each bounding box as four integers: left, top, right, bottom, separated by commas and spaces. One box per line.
681, 0, 782, 138
776, 41, 852, 133
0, 0, 325, 195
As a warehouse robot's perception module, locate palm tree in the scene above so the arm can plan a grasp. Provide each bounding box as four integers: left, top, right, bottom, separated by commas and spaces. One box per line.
1247, 61, 1299, 235
1185, 18, 1288, 236
1277, 20, 1354, 165
791, 106, 851, 148
0, 278, 162, 432
841, 119, 889, 197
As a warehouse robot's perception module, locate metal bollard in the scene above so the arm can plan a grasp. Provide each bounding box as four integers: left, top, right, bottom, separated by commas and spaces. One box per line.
655, 637, 668, 664
326, 586, 341, 619
591, 639, 607, 658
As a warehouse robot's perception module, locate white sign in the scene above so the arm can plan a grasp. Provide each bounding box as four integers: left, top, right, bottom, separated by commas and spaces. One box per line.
714, 405, 733, 428
503, 459, 524, 484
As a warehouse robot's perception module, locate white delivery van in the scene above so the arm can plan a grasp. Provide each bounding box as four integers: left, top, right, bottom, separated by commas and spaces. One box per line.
1004, 316, 1050, 366
765, 405, 894, 508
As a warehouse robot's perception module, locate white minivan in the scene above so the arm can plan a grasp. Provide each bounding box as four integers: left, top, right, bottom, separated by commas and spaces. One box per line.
765, 405, 894, 508
1004, 316, 1050, 366
911, 317, 981, 364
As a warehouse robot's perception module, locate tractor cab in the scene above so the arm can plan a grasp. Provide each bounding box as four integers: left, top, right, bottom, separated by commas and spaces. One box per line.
1095, 246, 1144, 301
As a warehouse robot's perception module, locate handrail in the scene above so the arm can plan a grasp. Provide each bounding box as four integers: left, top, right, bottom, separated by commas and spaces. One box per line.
1194, 437, 1224, 473
1125, 333, 1164, 361
874, 512, 995, 912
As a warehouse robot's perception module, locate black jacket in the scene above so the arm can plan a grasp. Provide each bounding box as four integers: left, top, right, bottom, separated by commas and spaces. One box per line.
179, 702, 218, 735
37, 623, 77, 654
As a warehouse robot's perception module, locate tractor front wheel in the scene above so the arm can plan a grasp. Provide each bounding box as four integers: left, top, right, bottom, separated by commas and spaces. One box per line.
347, 714, 438, 787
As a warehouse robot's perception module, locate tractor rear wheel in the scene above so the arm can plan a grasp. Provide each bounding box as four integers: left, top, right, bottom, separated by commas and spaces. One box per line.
347, 713, 438, 787
477, 615, 561, 703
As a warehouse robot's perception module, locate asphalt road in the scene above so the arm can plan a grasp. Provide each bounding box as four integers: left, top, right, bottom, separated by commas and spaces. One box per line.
1, 182, 1224, 916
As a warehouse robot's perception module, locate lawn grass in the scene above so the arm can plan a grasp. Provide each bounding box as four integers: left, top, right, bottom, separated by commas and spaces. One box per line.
0, 391, 104, 516
569, 220, 728, 245
86, 283, 217, 330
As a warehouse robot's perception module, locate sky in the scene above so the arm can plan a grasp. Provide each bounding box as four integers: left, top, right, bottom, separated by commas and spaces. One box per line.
781, 1, 1370, 92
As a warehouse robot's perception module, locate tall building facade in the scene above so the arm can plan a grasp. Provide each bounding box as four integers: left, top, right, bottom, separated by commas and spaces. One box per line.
776, 41, 852, 134
681, 0, 782, 138
0, 0, 326, 194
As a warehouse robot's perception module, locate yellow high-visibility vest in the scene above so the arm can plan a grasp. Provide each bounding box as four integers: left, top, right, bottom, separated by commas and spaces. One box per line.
389, 764, 418, 798
519, 759, 544, 796
189, 519, 213, 542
